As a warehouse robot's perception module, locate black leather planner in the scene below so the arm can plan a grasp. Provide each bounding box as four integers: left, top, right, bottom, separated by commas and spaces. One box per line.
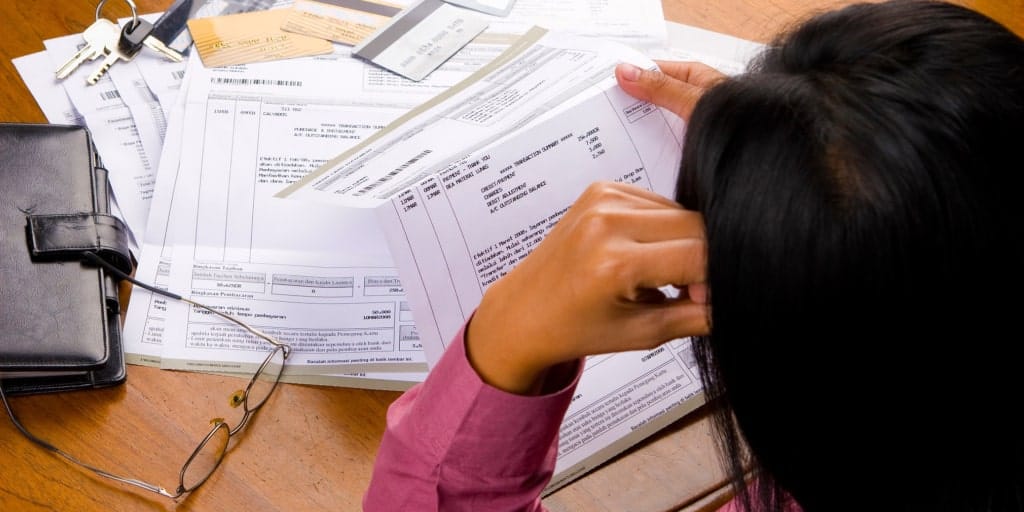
0, 123, 132, 395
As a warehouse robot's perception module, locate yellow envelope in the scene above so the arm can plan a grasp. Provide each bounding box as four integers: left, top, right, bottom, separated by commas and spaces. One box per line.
188, 9, 335, 68
280, 0, 405, 46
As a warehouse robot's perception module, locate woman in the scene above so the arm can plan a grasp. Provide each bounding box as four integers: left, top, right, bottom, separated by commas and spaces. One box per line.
365, 1, 1024, 510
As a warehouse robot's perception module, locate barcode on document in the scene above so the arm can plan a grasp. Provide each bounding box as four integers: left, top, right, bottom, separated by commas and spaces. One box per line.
100, 89, 121, 101
172, 70, 185, 80
355, 149, 433, 196
211, 77, 303, 87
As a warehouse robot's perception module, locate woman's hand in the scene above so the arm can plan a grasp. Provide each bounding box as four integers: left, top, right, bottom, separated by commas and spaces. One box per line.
466, 182, 709, 394
615, 60, 727, 121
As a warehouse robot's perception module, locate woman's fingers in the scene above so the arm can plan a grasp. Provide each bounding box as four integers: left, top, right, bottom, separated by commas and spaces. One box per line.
571, 180, 681, 210
644, 299, 711, 340
615, 61, 727, 120
568, 180, 704, 234
627, 238, 706, 291
570, 206, 704, 244
466, 180, 711, 390
653, 60, 728, 89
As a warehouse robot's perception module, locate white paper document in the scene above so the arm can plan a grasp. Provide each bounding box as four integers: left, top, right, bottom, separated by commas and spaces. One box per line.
123, 31, 514, 388
280, 27, 654, 207
121, 65, 195, 366
107, 61, 166, 179
280, 27, 706, 492
380, 72, 707, 494
42, 33, 167, 249
125, 36, 521, 379
12, 51, 85, 126
120, 40, 505, 367
143, 53, 425, 375
444, 0, 516, 17
482, 0, 667, 48
134, 54, 187, 120
119, 60, 425, 388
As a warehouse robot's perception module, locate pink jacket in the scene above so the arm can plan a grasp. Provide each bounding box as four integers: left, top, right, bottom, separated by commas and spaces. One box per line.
363, 325, 788, 512
364, 324, 579, 511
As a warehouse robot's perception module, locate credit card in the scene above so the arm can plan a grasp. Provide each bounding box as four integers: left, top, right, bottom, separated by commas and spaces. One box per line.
188, 8, 335, 68
280, 0, 406, 46
352, 0, 488, 81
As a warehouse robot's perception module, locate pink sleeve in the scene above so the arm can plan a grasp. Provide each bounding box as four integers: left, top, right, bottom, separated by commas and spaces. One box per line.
363, 324, 583, 512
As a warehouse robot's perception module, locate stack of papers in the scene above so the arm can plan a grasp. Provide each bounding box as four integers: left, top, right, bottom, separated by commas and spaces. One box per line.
14, 0, 697, 390
13, 0, 763, 493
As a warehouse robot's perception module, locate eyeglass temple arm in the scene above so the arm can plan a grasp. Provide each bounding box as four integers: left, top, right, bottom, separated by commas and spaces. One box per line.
0, 385, 178, 498
81, 252, 288, 352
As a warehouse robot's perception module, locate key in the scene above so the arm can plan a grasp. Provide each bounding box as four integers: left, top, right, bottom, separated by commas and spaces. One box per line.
55, 18, 122, 80
148, 0, 204, 55
86, 26, 135, 85
118, 19, 184, 63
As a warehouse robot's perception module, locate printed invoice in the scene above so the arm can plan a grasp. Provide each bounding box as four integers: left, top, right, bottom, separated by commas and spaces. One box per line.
129, 40, 516, 378
278, 27, 707, 493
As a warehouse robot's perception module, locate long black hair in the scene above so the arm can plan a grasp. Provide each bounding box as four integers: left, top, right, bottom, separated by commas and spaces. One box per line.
676, 2, 1024, 510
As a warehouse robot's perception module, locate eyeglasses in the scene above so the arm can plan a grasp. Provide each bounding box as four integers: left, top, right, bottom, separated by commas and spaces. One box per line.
0, 252, 292, 500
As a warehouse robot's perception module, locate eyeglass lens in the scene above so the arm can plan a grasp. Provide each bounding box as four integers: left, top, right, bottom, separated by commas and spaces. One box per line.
244, 345, 288, 412
179, 344, 287, 493
181, 422, 231, 492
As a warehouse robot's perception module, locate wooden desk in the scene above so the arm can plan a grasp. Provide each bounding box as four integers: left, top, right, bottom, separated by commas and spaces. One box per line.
1, 1, 1018, 511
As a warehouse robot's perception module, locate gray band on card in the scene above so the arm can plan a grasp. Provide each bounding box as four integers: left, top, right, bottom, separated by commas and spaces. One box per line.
353, 0, 444, 59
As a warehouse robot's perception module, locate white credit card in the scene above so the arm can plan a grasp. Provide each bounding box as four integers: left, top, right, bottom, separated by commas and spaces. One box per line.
442, 0, 516, 17
352, 0, 489, 81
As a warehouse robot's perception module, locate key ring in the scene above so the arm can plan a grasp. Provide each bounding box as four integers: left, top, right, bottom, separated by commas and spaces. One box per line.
95, 0, 139, 30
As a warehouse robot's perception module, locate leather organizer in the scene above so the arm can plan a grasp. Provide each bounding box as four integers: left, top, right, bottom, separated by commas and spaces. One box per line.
0, 123, 132, 395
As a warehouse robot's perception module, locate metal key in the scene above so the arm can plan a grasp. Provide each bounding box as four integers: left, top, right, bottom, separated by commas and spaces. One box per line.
86, 24, 136, 85
118, 19, 184, 63
55, 18, 122, 80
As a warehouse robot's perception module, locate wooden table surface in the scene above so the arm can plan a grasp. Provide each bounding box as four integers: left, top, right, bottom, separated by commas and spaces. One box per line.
1, 1, 1019, 511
